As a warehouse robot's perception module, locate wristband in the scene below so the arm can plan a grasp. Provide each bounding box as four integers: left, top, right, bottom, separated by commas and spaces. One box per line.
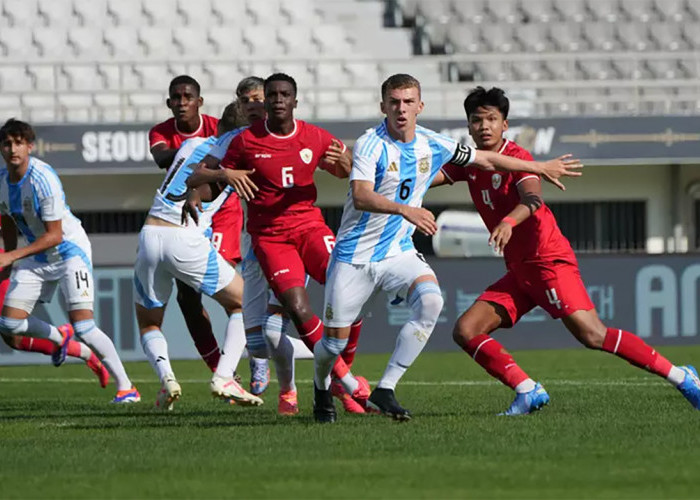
502, 216, 517, 228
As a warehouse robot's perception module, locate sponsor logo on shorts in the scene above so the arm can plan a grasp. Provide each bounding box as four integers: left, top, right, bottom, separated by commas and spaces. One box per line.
325, 304, 334, 321
299, 148, 313, 164
491, 174, 502, 190
418, 157, 430, 174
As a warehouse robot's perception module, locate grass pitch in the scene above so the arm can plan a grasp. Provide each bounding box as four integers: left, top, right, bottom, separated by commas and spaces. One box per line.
1, 345, 699, 499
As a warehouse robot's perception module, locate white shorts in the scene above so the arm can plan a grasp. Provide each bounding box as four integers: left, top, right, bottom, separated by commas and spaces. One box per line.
134, 225, 236, 309
324, 251, 436, 328
241, 256, 279, 330
5, 254, 94, 313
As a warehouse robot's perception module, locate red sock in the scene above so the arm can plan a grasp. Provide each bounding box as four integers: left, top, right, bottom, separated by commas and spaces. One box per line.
341, 319, 362, 368
66, 340, 83, 358
602, 327, 673, 377
463, 334, 530, 389
17, 336, 56, 356
299, 316, 351, 379
200, 347, 221, 373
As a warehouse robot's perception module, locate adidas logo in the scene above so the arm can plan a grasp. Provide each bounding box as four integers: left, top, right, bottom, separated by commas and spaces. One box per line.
387, 162, 398, 172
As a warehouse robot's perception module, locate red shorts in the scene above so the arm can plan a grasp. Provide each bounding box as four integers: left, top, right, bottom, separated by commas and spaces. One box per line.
252, 222, 335, 296
210, 193, 243, 265
478, 260, 594, 326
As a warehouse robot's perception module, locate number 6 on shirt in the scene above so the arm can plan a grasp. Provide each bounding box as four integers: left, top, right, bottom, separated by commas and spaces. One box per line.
282, 166, 294, 187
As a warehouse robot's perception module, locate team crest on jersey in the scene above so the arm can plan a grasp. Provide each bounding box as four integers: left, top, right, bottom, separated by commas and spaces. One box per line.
299, 148, 313, 164
491, 174, 502, 190
325, 304, 334, 321
387, 162, 398, 173
418, 157, 430, 174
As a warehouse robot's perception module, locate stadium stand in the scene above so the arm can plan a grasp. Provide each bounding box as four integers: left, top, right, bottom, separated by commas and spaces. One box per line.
0, 0, 698, 121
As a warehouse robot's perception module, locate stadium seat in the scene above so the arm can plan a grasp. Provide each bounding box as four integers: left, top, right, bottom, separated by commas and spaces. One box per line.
520, 0, 556, 23
553, 0, 588, 22
242, 26, 283, 57
174, 27, 214, 56
0, 65, 32, 92
0, 26, 39, 59
93, 92, 122, 122
61, 65, 106, 92
446, 24, 484, 54
549, 23, 587, 51
586, 0, 621, 23
273, 61, 314, 88
143, 0, 184, 27
378, 61, 442, 86
37, 0, 74, 27
202, 62, 245, 91
617, 23, 651, 51
538, 87, 575, 115
0, 94, 22, 115
545, 59, 579, 80
656, 0, 688, 22
485, 23, 520, 52
128, 92, 163, 121
245, 0, 281, 25
679, 58, 700, 78
682, 22, 700, 49
106, 0, 147, 27
578, 59, 616, 80
487, 0, 522, 24
67, 28, 108, 59
311, 25, 353, 56
208, 26, 245, 56
280, 0, 319, 25
278, 25, 317, 56
178, 0, 213, 26
22, 94, 57, 123
119, 64, 146, 91
415, 0, 452, 26
139, 27, 174, 58
26, 64, 56, 91
582, 22, 620, 51
210, 0, 248, 26
646, 59, 682, 79
346, 62, 382, 87
104, 27, 143, 58
396, 0, 420, 23
315, 62, 350, 88
512, 60, 548, 81
33, 27, 71, 59
474, 61, 512, 81
515, 23, 554, 52
686, 0, 700, 20
1, 0, 38, 27
58, 94, 94, 123
451, 0, 488, 24
613, 59, 650, 79
650, 22, 685, 51
133, 63, 175, 91
73, 0, 109, 27
619, 0, 657, 22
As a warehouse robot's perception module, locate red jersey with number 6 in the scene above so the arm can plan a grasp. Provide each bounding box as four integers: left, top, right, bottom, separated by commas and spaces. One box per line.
441, 139, 575, 268
220, 119, 345, 237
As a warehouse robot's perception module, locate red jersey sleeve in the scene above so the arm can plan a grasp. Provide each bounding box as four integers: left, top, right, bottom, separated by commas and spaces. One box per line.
440, 163, 470, 184
149, 121, 171, 149
220, 132, 246, 170
315, 127, 346, 172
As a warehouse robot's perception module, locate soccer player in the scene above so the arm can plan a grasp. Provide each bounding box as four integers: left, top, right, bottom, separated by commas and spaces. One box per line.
0, 119, 138, 402
136, 103, 262, 410
149, 75, 269, 390
434, 86, 700, 414
185, 73, 368, 413
313, 74, 583, 422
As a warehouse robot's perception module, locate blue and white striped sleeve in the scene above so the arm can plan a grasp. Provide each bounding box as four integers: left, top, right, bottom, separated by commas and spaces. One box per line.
35, 169, 65, 221
350, 131, 380, 183
208, 127, 245, 160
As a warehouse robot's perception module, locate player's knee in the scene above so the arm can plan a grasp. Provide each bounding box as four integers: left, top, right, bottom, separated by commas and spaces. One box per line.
0, 316, 26, 335
285, 296, 312, 323
452, 315, 480, 347
578, 326, 606, 349
1, 333, 20, 349
409, 282, 444, 330
72, 319, 96, 340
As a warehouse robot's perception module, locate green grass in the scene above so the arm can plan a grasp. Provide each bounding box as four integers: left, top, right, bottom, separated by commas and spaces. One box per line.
1, 346, 699, 499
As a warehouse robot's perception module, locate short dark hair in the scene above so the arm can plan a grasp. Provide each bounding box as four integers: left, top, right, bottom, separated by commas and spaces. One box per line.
218, 101, 246, 134
0, 118, 35, 143
463, 86, 509, 120
264, 73, 297, 96
236, 76, 264, 98
168, 75, 201, 96
381, 73, 421, 100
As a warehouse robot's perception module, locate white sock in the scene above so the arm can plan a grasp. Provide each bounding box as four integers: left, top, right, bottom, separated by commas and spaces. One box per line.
289, 336, 313, 359
75, 320, 132, 391
264, 313, 296, 392
313, 336, 347, 391
667, 366, 686, 386
515, 378, 537, 394
215, 312, 246, 379
141, 330, 173, 382
78, 342, 92, 361
377, 321, 431, 390
339, 372, 358, 394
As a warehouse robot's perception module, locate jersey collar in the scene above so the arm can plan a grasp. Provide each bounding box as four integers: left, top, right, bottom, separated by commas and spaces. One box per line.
174, 115, 204, 138
264, 119, 298, 139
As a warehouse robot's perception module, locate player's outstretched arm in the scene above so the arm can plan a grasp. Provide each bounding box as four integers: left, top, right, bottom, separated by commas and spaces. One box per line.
150, 144, 178, 169
352, 180, 437, 235
0, 219, 62, 269
186, 164, 227, 189
488, 177, 543, 254
471, 151, 583, 191
320, 140, 352, 179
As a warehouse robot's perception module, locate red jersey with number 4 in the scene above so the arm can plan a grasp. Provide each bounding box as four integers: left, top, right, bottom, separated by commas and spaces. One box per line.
441, 139, 575, 267
220, 119, 345, 237
149, 115, 219, 149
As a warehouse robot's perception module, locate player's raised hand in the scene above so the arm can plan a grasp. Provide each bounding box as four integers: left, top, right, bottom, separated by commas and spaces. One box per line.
181, 189, 203, 226
322, 139, 344, 166
539, 154, 583, 191
224, 169, 258, 201
489, 221, 513, 254
401, 206, 437, 236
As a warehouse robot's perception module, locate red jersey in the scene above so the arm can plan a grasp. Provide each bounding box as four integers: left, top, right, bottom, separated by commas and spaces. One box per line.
441, 139, 575, 267
220, 119, 345, 236
148, 114, 219, 149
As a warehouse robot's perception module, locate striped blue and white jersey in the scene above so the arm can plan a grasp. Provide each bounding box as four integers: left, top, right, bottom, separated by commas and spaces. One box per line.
208, 126, 248, 161
0, 157, 91, 265
148, 136, 234, 232
334, 121, 471, 264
